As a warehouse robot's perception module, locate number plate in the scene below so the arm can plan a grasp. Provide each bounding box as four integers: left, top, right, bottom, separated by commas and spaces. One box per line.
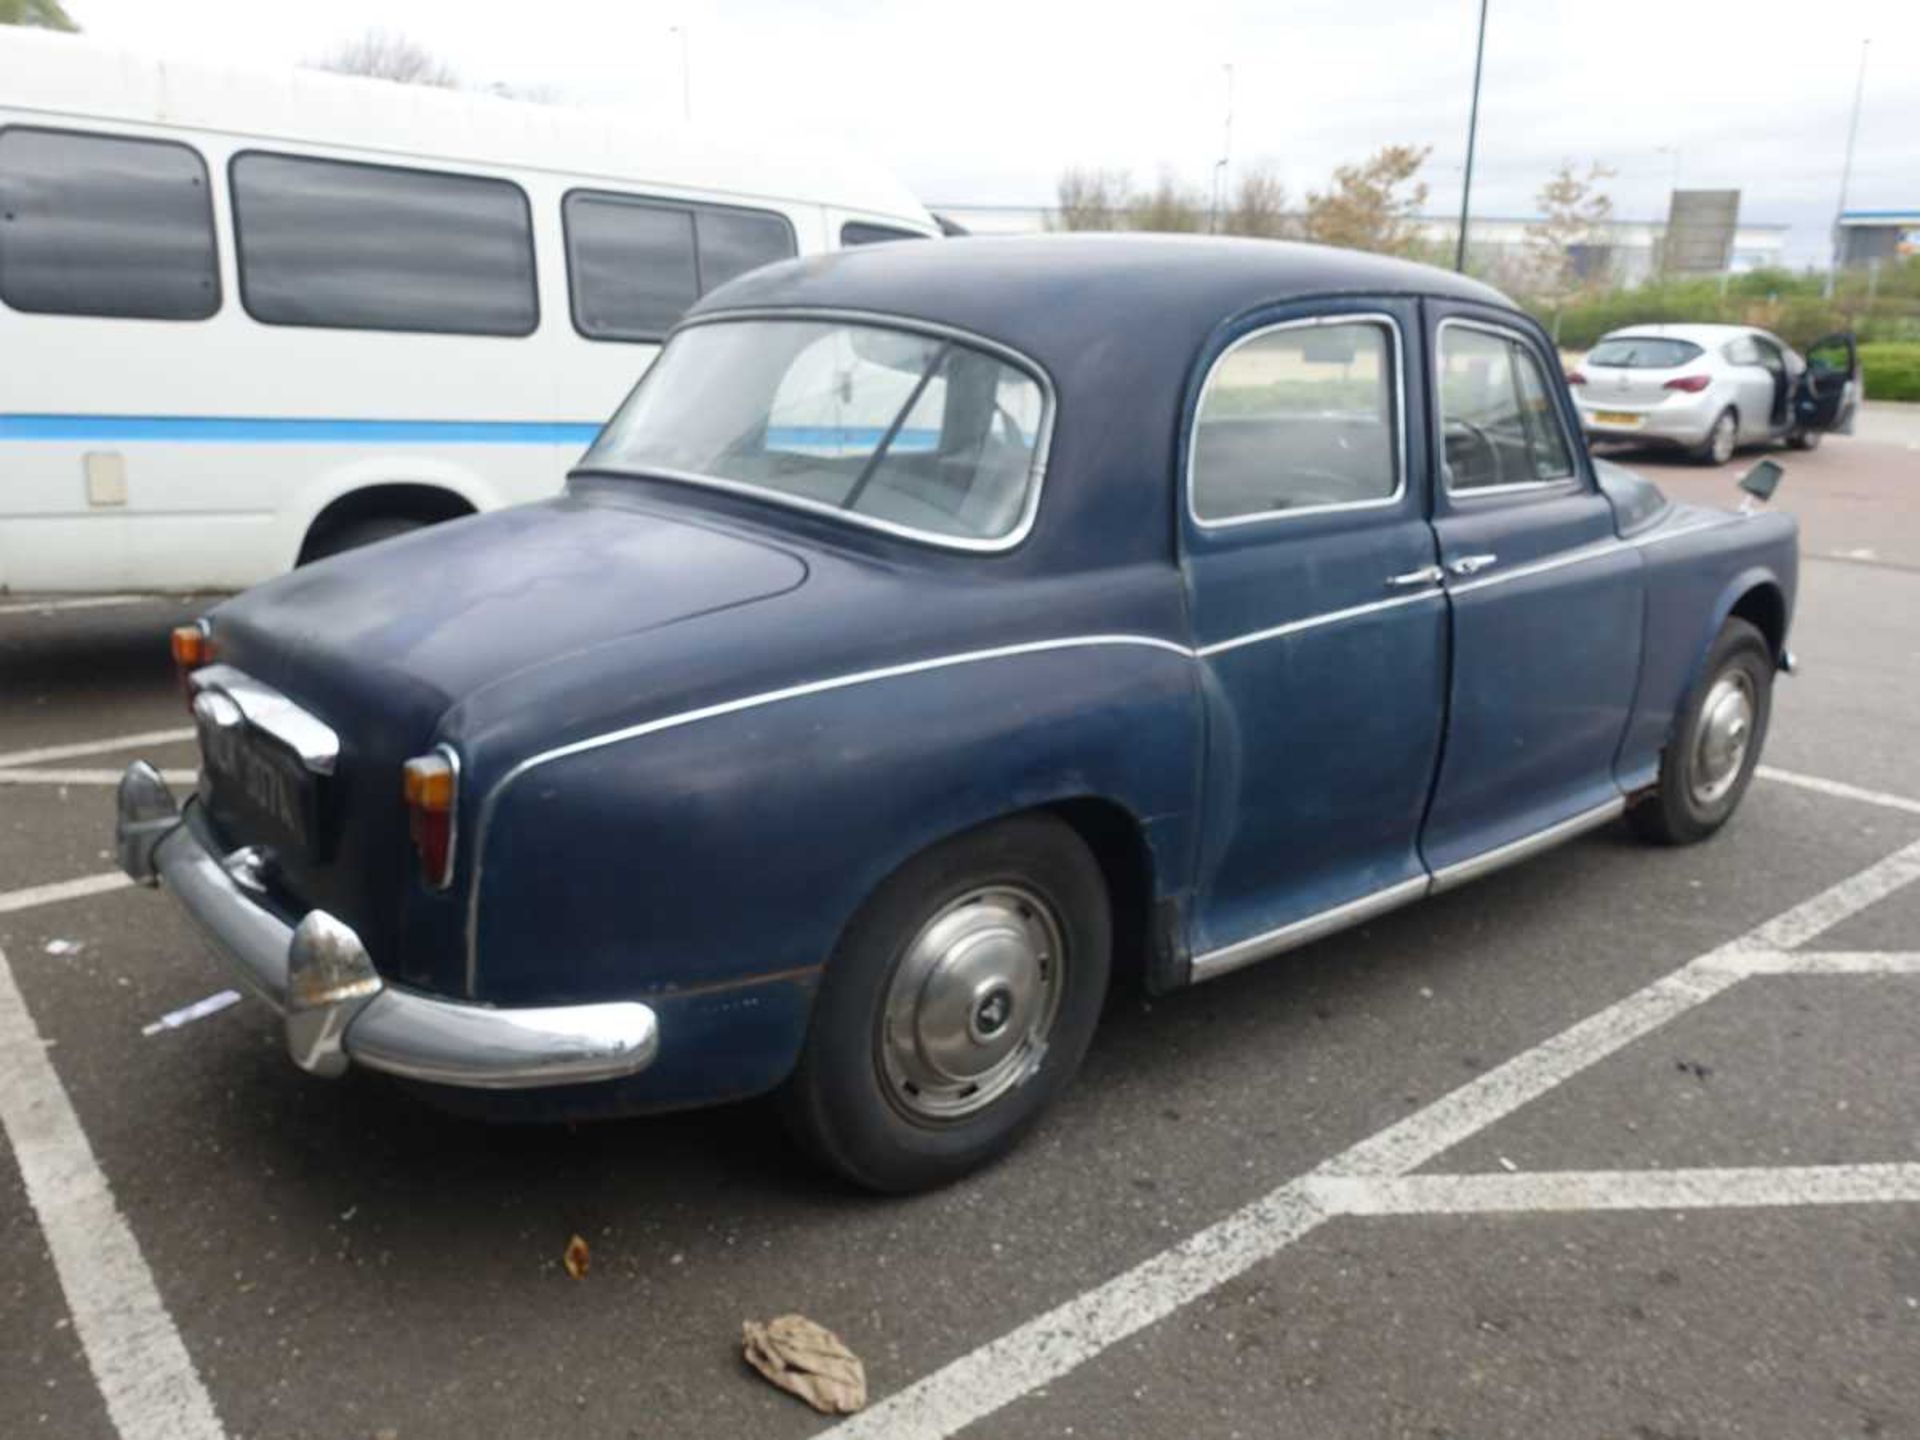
1592, 410, 1642, 427
197, 719, 317, 854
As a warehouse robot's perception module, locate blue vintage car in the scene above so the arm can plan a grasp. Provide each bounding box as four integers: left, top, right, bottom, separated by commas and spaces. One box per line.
117, 236, 1797, 1191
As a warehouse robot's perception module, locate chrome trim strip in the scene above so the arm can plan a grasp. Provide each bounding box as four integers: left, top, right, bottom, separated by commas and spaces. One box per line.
1197, 588, 1442, 658
464, 632, 1193, 992
1445, 537, 1623, 595
587, 307, 1057, 555
1434, 316, 1581, 496
1185, 312, 1409, 531
1429, 796, 1626, 894
189, 663, 340, 774
1189, 876, 1430, 983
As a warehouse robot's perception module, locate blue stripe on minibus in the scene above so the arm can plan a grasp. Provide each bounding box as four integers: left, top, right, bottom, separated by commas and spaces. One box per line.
0, 415, 604, 444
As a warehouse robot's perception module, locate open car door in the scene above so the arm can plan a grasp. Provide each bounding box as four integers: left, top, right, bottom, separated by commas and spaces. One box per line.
1795, 332, 1859, 436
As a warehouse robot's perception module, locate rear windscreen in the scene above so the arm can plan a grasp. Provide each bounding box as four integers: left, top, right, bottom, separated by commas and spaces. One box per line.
1587, 338, 1704, 369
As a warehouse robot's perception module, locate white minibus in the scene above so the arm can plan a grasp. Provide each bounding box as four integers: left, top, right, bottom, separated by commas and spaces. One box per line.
0, 29, 938, 593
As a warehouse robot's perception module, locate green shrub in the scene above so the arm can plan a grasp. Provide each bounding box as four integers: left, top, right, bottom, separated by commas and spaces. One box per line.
1859, 343, 1920, 403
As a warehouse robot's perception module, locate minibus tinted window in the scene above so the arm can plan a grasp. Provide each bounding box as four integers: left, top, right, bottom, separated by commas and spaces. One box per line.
0, 127, 219, 320
565, 191, 797, 342
841, 222, 929, 246
231, 152, 537, 335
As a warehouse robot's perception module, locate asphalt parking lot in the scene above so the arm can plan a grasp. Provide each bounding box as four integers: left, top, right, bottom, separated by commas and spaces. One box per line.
2, 415, 1918, 1440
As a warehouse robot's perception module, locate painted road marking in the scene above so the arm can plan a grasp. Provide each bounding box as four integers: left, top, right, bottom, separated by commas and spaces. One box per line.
0, 767, 197, 787
1758, 765, 1920, 819
828, 835, 1920, 1440
1707, 948, 1920, 976
0, 728, 194, 771
1310, 1163, 1920, 1217
0, 943, 226, 1440
0, 872, 135, 916
0, 594, 153, 617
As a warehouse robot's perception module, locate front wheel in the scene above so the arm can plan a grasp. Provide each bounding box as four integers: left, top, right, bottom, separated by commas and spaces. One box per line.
1629, 617, 1773, 845
1787, 427, 1822, 452
780, 815, 1111, 1193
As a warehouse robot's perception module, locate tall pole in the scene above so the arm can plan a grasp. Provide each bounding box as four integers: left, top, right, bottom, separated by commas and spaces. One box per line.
1454, 0, 1490, 273
1826, 38, 1869, 296
1211, 63, 1234, 234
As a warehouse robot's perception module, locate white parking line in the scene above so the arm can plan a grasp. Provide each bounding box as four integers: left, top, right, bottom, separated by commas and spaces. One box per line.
829, 835, 1920, 1440
0, 728, 194, 771
0, 873, 134, 916
1709, 949, 1920, 976
1311, 1163, 1920, 1217
1758, 765, 1920, 819
0, 594, 153, 616
0, 768, 197, 787
0, 943, 226, 1440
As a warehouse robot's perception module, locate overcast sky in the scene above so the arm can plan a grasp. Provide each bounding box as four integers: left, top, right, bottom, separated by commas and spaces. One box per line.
65, 0, 1918, 265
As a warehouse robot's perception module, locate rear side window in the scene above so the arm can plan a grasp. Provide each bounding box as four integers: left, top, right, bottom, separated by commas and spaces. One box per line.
0, 127, 219, 320
1587, 337, 1704, 369
1190, 318, 1400, 524
230, 152, 537, 335
841, 222, 929, 247
1438, 323, 1575, 490
564, 191, 797, 342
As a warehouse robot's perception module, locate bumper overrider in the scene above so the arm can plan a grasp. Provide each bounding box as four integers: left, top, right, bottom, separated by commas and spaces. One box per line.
115, 761, 658, 1088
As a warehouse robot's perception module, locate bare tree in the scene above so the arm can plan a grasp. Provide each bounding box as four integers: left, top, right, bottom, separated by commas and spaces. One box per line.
1222, 165, 1291, 239
0, 0, 78, 29
1300, 144, 1431, 257
1052, 168, 1132, 232
1527, 160, 1616, 299
1132, 172, 1206, 234
311, 29, 458, 88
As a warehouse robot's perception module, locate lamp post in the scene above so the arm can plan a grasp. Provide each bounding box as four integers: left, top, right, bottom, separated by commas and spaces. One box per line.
1826, 38, 1869, 297
1454, 0, 1490, 273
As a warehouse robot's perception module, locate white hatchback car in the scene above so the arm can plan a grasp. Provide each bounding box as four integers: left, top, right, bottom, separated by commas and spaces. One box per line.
1571, 323, 1858, 464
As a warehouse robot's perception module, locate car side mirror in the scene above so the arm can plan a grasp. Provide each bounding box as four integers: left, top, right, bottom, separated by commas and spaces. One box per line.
1737, 458, 1783, 512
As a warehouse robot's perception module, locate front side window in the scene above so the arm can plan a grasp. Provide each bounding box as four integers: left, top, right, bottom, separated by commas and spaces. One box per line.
565, 191, 797, 341
1190, 318, 1399, 524
585, 318, 1048, 547
1438, 323, 1575, 491
841, 222, 929, 247
231, 152, 536, 335
0, 127, 219, 320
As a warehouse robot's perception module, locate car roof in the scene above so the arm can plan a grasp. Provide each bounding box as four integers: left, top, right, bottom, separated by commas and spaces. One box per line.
693, 233, 1517, 368
1597, 323, 1756, 346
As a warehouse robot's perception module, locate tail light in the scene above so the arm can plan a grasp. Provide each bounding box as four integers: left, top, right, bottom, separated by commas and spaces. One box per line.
402, 748, 460, 890
171, 620, 211, 707
1663, 374, 1711, 393
1566, 369, 1588, 386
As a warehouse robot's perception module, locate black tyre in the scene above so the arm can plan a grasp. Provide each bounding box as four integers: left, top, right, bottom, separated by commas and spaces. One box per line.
781, 814, 1111, 1193
1628, 617, 1773, 846
303, 514, 426, 563
1691, 408, 1738, 466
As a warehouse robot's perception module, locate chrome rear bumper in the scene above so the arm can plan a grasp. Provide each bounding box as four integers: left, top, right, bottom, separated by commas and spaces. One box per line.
116, 761, 658, 1089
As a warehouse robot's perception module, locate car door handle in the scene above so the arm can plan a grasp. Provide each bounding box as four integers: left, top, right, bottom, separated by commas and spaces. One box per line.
1385, 565, 1445, 588
1448, 553, 1499, 576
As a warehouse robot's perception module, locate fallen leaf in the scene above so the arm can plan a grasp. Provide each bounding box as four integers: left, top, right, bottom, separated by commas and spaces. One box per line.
743, 1314, 866, 1415
563, 1234, 590, 1280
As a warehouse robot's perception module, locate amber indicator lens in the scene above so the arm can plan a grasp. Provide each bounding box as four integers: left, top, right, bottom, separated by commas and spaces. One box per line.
170, 624, 208, 668
402, 753, 457, 888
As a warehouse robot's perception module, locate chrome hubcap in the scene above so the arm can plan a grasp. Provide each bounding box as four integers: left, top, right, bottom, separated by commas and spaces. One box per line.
878, 885, 1065, 1122
1690, 671, 1755, 806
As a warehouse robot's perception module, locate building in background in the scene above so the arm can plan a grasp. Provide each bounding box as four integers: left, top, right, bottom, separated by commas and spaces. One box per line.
1837, 210, 1920, 268
930, 203, 1788, 284
1662, 189, 1742, 274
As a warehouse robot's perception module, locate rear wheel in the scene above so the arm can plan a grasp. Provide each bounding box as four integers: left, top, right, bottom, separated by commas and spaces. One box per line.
1629, 618, 1773, 845
1692, 408, 1737, 466
780, 815, 1110, 1193
302, 514, 425, 562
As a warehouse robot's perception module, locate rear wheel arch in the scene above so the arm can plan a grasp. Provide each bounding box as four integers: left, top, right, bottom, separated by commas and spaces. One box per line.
297, 483, 479, 564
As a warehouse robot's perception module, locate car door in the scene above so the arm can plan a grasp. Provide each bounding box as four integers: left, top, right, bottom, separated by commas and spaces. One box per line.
1795, 331, 1859, 435
1723, 334, 1779, 441
1747, 333, 1793, 438
1421, 303, 1645, 880
1181, 299, 1448, 977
